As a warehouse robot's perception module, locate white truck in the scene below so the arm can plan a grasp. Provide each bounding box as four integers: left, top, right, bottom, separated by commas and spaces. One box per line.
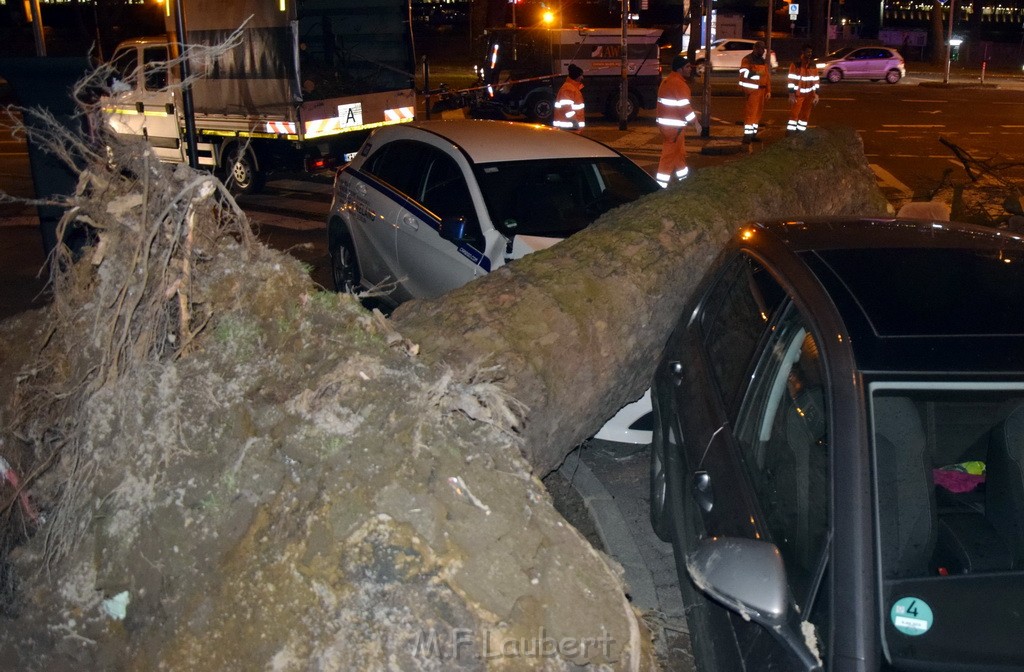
101, 0, 416, 193
473, 27, 663, 123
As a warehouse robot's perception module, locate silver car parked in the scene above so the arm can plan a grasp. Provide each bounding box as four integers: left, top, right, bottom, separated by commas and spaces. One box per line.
818, 46, 905, 84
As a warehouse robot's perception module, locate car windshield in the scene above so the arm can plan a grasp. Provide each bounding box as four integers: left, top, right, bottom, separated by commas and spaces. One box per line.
824, 47, 855, 60
871, 383, 1024, 671
473, 157, 659, 238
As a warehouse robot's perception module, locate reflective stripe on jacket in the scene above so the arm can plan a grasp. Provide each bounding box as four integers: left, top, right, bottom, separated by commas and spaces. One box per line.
788, 61, 820, 95
553, 77, 586, 130
738, 55, 771, 93
655, 71, 696, 129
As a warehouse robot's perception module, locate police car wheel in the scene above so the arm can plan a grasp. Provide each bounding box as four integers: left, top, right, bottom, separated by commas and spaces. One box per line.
330, 226, 361, 294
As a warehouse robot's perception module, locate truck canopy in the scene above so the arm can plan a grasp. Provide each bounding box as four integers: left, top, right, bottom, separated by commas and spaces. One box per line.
167, 0, 414, 116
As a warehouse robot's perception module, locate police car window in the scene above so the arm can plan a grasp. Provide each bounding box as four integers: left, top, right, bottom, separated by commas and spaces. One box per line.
474, 157, 658, 239
418, 149, 481, 238
362, 140, 429, 197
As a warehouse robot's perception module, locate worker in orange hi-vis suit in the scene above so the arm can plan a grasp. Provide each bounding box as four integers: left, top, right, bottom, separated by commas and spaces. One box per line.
738, 41, 772, 144
655, 56, 702, 188
787, 43, 820, 135
553, 64, 586, 133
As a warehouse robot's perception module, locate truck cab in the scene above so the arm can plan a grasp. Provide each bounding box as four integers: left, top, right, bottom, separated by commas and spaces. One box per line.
105, 38, 188, 167
477, 27, 663, 123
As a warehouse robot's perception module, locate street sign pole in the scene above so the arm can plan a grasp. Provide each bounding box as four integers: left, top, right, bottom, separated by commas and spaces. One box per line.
943, 0, 956, 84
701, 0, 712, 137
172, 0, 200, 169
619, 0, 628, 130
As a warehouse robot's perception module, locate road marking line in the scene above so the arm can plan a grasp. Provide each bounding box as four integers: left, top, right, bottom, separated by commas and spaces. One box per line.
881, 124, 945, 128
901, 99, 946, 103
869, 163, 913, 197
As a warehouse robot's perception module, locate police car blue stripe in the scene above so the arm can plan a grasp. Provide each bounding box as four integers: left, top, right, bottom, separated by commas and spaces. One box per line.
344, 166, 491, 272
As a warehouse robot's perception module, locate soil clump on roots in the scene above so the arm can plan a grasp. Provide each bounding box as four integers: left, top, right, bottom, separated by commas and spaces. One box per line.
0, 88, 645, 669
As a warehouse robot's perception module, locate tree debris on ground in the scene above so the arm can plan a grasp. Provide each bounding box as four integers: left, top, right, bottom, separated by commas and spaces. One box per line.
0, 77, 888, 670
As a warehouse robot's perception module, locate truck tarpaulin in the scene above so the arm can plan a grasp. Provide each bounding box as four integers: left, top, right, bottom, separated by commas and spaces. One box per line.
167, 0, 299, 116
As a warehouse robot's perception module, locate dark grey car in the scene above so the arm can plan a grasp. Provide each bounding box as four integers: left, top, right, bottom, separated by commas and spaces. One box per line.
650, 218, 1024, 671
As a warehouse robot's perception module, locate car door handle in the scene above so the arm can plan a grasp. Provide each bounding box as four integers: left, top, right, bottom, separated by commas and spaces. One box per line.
668, 361, 683, 385
693, 471, 713, 513
401, 214, 419, 231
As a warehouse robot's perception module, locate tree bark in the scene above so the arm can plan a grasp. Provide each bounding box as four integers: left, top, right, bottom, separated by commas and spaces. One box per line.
393, 127, 890, 476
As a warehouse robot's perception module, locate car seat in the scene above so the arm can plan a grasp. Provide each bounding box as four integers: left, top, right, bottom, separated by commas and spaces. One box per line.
986, 404, 1024, 567
873, 396, 936, 578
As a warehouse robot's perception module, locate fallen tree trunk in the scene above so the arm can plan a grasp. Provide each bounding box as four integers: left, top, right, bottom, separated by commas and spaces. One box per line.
0, 124, 887, 670
394, 127, 890, 475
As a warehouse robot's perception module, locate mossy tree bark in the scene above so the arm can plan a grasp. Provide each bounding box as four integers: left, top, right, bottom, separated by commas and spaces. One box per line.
393, 128, 890, 475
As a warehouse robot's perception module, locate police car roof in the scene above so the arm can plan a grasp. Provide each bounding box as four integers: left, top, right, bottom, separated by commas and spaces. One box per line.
392, 120, 622, 165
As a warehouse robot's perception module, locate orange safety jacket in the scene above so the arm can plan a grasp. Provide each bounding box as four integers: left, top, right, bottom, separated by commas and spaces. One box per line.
553, 77, 586, 130
738, 56, 771, 94
655, 70, 697, 132
788, 60, 820, 96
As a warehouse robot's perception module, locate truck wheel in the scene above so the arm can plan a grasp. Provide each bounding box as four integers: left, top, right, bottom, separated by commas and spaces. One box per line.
604, 92, 639, 121
525, 95, 554, 123
223, 144, 265, 195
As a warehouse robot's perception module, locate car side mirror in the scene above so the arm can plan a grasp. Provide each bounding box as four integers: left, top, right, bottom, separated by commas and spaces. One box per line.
687, 537, 822, 671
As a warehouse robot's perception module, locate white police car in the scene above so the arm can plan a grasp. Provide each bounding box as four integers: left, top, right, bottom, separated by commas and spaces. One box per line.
327, 120, 660, 444
327, 120, 660, 303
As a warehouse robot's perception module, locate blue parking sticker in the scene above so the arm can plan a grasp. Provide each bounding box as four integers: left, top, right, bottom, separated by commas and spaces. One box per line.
890, 597, 933, 636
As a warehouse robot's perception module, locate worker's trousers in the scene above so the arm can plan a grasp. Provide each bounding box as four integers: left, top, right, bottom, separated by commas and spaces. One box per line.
787, 94, 815, 132
743, 90, 768, 139
656, 126, 689, 188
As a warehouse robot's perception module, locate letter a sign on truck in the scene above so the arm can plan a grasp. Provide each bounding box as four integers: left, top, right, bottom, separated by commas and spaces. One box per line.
338, 103, 364, 128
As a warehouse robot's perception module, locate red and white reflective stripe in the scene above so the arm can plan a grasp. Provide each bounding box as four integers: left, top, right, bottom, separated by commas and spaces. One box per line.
383, 106, 415, 122
265, 120, 297, 134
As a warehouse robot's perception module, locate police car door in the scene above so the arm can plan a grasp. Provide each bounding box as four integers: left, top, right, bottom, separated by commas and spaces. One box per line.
396, 146, 489, 299
343, 139, 426, 291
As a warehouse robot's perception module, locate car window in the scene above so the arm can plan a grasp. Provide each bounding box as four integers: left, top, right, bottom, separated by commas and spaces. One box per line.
142, 46, 169, 90
735, 299, 831, 635
473, 156, 658, 239
871, 384, 1024, 671
826, 47, 854, 59
416, 148, 482, 239
110, 48, 139, 87
725, 41, 749, 51
699, 254, 787, 416
362, 139, 429, 196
